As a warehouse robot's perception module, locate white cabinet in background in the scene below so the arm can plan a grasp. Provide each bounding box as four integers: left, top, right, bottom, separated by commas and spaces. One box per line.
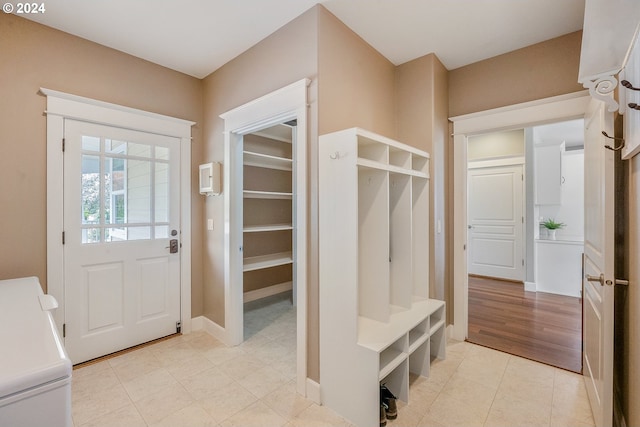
534, 142, 565, 205
319, 128, 445, 427
535, 240, 584, 298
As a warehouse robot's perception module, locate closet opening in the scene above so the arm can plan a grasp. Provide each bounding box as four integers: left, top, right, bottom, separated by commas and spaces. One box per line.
242, 123, 297, 349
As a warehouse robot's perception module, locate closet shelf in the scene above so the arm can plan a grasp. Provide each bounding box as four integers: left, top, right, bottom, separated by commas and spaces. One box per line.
243, 190, 293, 199
243, 223, 293, 233
243, 251, 293, 272
243, 150, 293, 171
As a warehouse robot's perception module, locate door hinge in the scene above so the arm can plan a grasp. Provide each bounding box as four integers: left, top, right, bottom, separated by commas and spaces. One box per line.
62, 138, 65, 152
176, 321, 182, 333
522, 216, 524, 224
522, 259, 525, 266
62, 231, 65, 244
62, 323, 66, 338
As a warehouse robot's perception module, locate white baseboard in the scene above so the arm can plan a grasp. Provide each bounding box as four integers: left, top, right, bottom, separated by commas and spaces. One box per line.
446, 324, 456, 341
191, 315, 227, 343
524, 281, 537, 292
306, 378, 321, 404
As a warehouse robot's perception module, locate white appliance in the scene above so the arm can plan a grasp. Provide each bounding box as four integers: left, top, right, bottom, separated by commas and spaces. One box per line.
0, 277, 72, 427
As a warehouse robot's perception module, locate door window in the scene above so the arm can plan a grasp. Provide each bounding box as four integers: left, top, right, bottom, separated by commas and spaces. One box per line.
80, 135, 171, 243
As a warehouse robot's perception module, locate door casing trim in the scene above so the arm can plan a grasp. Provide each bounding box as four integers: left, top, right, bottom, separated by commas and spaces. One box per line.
42, 88, 195, 339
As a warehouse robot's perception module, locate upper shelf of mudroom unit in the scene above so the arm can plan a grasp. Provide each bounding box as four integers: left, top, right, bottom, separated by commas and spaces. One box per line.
342, 128, 429, 178
243, 190, 293, 199
243, 150, 292, 171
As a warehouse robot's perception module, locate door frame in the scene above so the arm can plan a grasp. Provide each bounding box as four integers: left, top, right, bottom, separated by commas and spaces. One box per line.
450, 90, 591, 341
220, 79, 309, 397
42, 88, 195, 339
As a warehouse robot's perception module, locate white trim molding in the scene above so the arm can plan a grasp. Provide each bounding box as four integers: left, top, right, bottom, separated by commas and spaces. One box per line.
42, 88, 194, 338
449, 91, 591, 341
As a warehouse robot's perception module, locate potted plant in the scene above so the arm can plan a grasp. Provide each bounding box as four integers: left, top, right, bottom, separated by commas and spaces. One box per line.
541, 218, 565, 240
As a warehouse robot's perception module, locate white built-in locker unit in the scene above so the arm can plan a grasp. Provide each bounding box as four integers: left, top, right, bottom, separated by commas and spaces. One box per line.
319, 128, 445, 427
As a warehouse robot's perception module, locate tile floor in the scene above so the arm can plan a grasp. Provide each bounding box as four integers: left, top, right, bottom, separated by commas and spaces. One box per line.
71, 294, 595, 427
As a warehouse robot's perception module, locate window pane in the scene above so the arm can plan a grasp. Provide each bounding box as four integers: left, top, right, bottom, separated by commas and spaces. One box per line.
155, 162, 169, 223
82, 228, 101, 244
111, 158, 125, 192
81, 155, 101, 225
106, 139, 151, 157
127, 160, 151, 223
156, 146, 169, 160
82, 136, 100, 152
106, 226, 150, 241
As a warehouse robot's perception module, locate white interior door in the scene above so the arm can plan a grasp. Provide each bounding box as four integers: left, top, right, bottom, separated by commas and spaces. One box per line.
467, 164, 524, 281
63, 120, 181, 364
582, 99, 614, 427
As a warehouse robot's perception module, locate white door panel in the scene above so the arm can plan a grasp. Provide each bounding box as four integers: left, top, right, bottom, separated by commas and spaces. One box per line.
468, 164, 524, 281
64, 120, 181, 364
582, 99, 614, 427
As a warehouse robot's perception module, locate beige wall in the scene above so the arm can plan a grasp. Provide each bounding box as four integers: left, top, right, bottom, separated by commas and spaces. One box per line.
449, 31, 584, 117
467, 129, 525, 161
317, 8, 396, 137
0, 14, 205, 316
395, 54, 450, 307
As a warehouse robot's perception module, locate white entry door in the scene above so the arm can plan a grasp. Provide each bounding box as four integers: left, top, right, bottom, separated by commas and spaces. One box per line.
582, 99, 614, 427
63, 120, 182, 364
467, 164, 524, 281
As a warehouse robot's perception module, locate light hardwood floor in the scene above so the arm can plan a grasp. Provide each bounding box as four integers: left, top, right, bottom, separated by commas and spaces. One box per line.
468, 275, 582, 373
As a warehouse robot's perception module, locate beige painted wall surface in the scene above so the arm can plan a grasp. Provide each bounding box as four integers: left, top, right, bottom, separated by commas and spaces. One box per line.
449, 31, 584, 117
467, 129, 525, 161
395, 54, 450, 308
200, 6, 318, 336
317, 7, 396, 137
0, 14, 205, 316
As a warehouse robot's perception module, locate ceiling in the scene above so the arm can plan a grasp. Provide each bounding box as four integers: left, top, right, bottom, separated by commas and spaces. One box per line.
20, 0, 585, 79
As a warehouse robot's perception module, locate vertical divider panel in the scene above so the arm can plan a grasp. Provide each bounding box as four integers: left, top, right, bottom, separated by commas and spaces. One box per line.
389, 173, 413, 309
412, 176, 430, 300
358, 167, 390, 322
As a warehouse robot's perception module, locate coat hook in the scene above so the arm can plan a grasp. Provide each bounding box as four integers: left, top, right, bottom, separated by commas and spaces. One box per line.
621, 80, 640, 91
602, 131, 625, 151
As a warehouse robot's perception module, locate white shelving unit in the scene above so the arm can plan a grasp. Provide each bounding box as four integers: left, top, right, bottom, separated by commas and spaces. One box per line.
241, 126, 295, 304
319, 128, 445, 427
